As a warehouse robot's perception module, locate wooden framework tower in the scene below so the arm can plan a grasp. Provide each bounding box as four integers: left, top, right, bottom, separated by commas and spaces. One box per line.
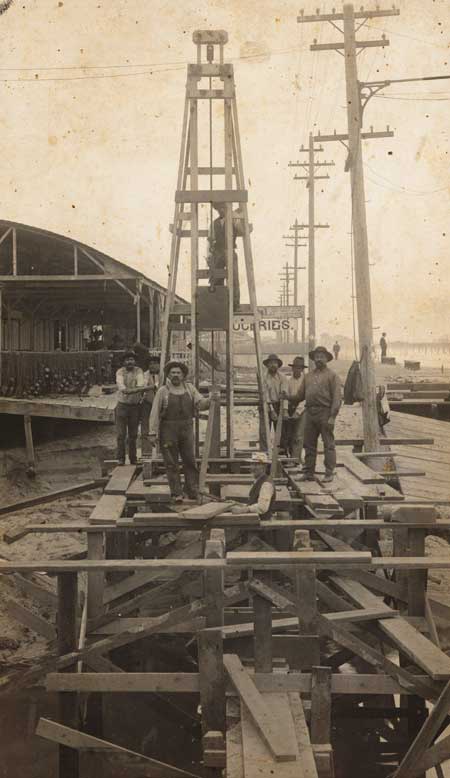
159, 30, 270, 454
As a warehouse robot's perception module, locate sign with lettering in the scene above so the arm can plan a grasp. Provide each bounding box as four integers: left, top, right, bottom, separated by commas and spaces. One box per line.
233, 306, 305, 334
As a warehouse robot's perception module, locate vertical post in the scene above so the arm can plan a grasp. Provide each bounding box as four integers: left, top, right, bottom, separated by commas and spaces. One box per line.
12, 227, 17, 275
253, 576, 272, 673
311, 666, 332, 745
308, 133, 315, 352
73, 245, 78, 276
224, 97, 234, 457
136, 282, 141, 343
301, 312, 305, 357
0, 284, 3, 388
204, 529, 225, 628
87, 531, 105, 621
148, 287, 153, 347
231, 99, 270, 450
198, 628, 226, 733
343, 3, 379, 451
190, 98, 199, 392
23, 415, 36, 474
293, 219, 299, 344
57, 572, 79, 778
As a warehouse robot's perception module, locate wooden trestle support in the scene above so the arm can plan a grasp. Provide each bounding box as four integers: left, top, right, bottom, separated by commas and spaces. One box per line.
2, 430, 450, 777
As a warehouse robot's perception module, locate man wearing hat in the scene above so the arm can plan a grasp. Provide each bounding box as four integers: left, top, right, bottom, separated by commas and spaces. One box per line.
285, 356, 307, 460
115, 351, 146, 465
231, 452, 276, 519
149, 361, 219, 503
293, 346, 342, 482
259, 353, 289, 449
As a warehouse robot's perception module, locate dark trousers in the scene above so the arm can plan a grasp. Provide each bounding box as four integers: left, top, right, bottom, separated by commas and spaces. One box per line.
116, 402, 140, 464
303, 407, 336, 475
160, 420, 199, 498
140, 400, 152, 455
284, 414, 305, 461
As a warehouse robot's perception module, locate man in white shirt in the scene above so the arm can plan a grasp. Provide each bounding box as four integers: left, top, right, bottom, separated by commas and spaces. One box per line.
285, 356, 307, 461
115, 351, 145, 465
231, 452, 275, 518
259, 353, 289, 450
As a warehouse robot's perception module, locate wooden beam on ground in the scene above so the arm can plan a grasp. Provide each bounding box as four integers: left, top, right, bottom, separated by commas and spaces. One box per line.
0, 480, 106, 519
6, 598, 56, 641
46, 673, 201, 693
35, 719, 201, 778
224, 654, 297, 762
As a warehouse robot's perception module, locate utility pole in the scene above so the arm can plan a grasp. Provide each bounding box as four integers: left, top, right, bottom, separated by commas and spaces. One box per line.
289, 141, 333, 352
282, 218, 306, 343
279, 263, 295, 343
298, 2, 399, 452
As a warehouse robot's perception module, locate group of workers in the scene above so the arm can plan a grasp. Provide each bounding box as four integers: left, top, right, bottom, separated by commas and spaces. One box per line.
114, 341, 342, 516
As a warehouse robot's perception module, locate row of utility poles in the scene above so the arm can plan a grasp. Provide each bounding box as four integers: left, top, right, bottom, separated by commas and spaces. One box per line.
280, 2, 400, 452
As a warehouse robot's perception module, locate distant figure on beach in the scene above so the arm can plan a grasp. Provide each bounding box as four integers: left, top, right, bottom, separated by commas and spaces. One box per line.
333, 341, 341, 360
380, 332, 388, 360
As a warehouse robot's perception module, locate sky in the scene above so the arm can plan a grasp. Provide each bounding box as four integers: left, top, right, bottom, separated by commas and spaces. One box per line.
0, 0, 448, 342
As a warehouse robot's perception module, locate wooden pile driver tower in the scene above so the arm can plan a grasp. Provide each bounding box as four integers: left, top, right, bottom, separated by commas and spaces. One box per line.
159, 30, 270, 454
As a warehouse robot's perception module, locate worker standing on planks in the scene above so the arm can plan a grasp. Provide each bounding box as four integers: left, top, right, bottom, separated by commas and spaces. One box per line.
149, 361, 219, 504
133, 342, 158, 455
295, 346, 342, 483
285, 356, 307, 462
115, 351, 145, 465
208, 202, 244, 309
259, 353, 289, 451
380, 332, 388, 360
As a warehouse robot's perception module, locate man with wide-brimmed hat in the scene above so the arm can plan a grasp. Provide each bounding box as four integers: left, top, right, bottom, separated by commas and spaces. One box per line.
293, 346, 342, 482
149, 361, 219, 503
285, 356, 307, 460
231, 451, 276, 519
259, 353, 289, 450
115, 350, 146, 465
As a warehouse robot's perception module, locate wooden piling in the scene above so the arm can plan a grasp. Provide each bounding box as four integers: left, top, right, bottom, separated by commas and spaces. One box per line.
57, 572, 79, 778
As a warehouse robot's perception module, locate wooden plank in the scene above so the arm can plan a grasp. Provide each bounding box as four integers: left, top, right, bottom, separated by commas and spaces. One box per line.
332, 576, 450, 680
310, 667, 332, 745
90, 494, 126, 525
6, 598, 56, 641
288, 693, 319, 778
35, 719, 200, 778
90, 617, 206, 635
338, 450, 386, 484
198, 390, 219, 493
224, 654, 297, 762
126, 512, 260, 529
392, 678, 450, 778
227, 551, 371, 566
46, 672, 200, 693
253, 582, 272, 673
0, 480, 106, 518
198, 629, 225, 734
104, 465, 136, 495
9, 573, 57, 607
324, 607, 399, 623
181, 501, 235, 521
57, 572, 79, 778
414, 732, 450, 777
240, 693, 301, 776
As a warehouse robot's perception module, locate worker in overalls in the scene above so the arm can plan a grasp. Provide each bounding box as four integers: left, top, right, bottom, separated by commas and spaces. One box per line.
149, 361, 218, 503
231, 451, 276, 518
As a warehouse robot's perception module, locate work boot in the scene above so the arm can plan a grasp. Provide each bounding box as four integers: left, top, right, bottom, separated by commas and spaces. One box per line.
322, 472, 334, 483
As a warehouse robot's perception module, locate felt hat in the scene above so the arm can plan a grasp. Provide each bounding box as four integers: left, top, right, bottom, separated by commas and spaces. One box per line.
308, 346, 333, 363
288, 356, 307, 368
263, 353, 283, 368
164, 360, 189, 377
251, 451, 270, 465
